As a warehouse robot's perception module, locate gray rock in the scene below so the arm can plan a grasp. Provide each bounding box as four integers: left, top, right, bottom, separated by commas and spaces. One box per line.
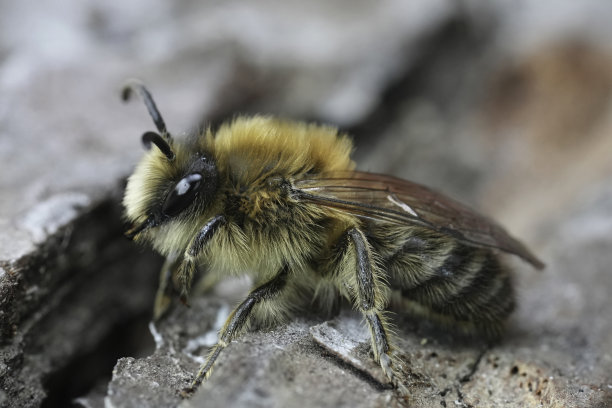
2, 1, 612, 408
1, 1, 455, 406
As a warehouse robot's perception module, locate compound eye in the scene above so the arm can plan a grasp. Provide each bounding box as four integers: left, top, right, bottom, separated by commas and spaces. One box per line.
162, 173, 202, 217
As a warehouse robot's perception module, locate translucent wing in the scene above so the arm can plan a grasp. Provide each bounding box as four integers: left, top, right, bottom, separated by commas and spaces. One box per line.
294, 171, 544, 269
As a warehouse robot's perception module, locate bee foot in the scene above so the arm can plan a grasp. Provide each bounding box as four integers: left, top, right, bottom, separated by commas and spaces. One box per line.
379, 353, 394, 380
179, 375, 206, 399
179, 385, 196, 399
380, 353, 409, 396
179, 293, 191, 307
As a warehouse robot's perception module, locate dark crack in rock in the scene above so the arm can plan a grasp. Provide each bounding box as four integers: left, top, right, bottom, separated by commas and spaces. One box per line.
2, 1, 612, 408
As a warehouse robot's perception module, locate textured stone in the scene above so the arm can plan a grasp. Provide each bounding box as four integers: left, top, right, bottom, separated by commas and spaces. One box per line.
2, 1, 612, 408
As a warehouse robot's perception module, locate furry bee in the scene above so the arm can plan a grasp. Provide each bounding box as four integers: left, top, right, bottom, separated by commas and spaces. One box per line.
121, 81, 544, 394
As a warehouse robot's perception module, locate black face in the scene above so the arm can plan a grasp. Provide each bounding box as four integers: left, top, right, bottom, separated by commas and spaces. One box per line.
161, 153, 218, 220
122, 81, 220, 240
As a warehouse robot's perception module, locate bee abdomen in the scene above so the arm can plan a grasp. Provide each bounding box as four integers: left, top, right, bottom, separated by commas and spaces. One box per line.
396, 243, 515, 336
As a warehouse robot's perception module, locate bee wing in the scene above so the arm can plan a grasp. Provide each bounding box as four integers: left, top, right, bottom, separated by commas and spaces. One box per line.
294, 171, 544, 269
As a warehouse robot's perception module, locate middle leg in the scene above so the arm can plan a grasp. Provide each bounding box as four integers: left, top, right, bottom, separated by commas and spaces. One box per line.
187, 265, 290, 391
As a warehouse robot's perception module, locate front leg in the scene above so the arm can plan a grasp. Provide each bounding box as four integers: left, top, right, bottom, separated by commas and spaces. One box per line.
176, 215, 226, 303
336, 228, 406, 392
153, 251, 181, 320
186, 265, 290, 392
154, 252, 219, 320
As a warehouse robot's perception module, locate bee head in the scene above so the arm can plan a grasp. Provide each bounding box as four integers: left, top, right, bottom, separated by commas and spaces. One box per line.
121, 81, 219, 243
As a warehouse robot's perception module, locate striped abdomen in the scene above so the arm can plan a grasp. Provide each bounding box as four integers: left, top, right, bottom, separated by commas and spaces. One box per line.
371, 226, 515, 337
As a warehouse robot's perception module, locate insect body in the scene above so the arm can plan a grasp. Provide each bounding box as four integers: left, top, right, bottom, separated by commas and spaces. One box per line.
121, 82, 544, 394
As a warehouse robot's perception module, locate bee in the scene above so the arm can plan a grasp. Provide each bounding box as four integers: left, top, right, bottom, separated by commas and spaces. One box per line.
121, 81, 544, 395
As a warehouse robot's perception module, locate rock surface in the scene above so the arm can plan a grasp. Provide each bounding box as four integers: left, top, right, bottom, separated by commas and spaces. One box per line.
1, 1, 612, 408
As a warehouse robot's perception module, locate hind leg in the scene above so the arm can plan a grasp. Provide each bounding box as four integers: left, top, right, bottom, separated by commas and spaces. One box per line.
332, 228, 406, 392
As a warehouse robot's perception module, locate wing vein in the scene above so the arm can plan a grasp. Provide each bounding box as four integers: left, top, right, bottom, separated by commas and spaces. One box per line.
293, 171, 545, 269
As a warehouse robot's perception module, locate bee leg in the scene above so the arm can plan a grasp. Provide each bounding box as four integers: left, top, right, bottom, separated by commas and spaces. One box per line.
186, 265, 290, 393
343, 228, 405, 392
176, 215, 226, 304
153, 251, 181, 320
192, 268, 221, 295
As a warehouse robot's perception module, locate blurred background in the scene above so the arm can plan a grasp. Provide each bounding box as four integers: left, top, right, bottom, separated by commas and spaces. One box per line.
1, 1, 611, 407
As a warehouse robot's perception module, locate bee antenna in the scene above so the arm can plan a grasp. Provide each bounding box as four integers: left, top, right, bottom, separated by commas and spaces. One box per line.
121, 80, 173, 143
142, 131, 176, 161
